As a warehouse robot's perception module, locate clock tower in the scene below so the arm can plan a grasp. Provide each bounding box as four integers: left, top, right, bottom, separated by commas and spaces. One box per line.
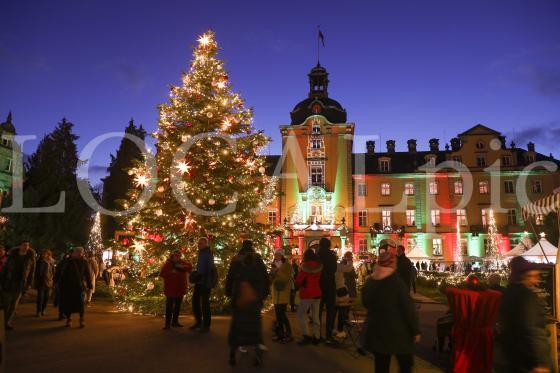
279, 64, 354, 255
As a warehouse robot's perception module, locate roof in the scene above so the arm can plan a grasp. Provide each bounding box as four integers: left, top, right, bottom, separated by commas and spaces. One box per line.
458, 124, 501, 137
522, 238, 557, 262
290, 96, 347, 125
352, 151, 448, 174
406, 245, 431, 259
0, 112, 15, 134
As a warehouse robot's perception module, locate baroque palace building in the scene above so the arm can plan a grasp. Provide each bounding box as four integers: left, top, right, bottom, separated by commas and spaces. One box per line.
0, 112, 15, 197
257, 63, 560, 261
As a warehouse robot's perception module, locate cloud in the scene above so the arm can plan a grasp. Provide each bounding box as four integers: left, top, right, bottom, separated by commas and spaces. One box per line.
96, 61, 147, 92
0, 33, 49, 71
113, 63, 146, 91
489, 45, 560, 97
507, 120, 560, 150
517, 65, 560, 96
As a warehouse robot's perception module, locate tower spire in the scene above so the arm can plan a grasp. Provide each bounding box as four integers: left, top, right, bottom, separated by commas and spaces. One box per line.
6, 111, 12, 123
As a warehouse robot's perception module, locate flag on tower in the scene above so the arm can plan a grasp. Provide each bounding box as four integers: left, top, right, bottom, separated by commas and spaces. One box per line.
318, 28, 325, 47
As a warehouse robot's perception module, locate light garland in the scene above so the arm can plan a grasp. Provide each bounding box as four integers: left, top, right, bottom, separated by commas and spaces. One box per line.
114, 30, 273, 313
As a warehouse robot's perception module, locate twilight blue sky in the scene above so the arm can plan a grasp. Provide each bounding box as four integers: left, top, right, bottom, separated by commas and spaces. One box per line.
1, 0, 560, 183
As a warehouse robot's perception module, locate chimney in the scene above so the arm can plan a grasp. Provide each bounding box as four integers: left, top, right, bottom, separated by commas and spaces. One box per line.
527, 142, 535, 152
499, 136, 506, 149
386, 140, 395, 153
429, 138, 439, 152
366, 140, 375, 154
407, 139, 417, 153
450, 138, 461, 151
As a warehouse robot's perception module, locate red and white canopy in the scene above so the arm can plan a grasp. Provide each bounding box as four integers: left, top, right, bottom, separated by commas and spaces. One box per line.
521, 192, 560, 220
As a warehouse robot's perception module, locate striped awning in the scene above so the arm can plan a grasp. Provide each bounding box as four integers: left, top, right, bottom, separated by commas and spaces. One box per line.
521, 192, 560, 220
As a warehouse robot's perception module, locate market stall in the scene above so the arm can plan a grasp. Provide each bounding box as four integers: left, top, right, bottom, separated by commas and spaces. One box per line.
521, 192, 560, 372
406, 245, 430, 262
521, 237, 558, 264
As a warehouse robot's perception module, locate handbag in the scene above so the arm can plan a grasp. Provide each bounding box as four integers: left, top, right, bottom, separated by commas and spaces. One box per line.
189, 270, 202, 284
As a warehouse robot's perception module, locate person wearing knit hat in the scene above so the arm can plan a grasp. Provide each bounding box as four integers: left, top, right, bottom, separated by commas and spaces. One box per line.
495, 257, 550, 372
361, 250, 420, 373
378, 239, 398, 255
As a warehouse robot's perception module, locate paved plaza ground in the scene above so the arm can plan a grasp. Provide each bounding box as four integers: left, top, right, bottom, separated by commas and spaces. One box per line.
6, 294, 447, 373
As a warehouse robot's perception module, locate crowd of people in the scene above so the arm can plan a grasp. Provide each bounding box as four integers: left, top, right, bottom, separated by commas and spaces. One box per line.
0, 241, 101, 330
1, 235, 553, 372
156, 236, 421, 371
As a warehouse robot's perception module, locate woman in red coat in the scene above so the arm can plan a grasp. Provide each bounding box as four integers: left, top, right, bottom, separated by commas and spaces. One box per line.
295, 249, 323, 345
160, 249, 192, 329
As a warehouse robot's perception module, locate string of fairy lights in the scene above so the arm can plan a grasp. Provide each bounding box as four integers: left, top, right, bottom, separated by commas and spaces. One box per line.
113, 30, 276, 312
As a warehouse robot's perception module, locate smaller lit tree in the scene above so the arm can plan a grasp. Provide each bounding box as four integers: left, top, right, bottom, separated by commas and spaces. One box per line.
486, 209, 500, 257
86, 211, 104, 255
455, 219, 463, 272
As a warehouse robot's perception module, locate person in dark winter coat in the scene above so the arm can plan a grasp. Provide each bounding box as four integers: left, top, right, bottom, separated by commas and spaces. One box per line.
53, 251, 72, 321
295, 249, 323, 345
0, 240, 36, 329
397, 245, 414, 293
290, 257, 299, 312
317, 237, 337, 343
190, 237, 215, 332
225, 240, 270, 367
55, 247, 93, 328
362, 251, 420, 373
160, 249, 192, 329
494, 257, 551, 373
0, 245, 7, 272
34, 249, 55, 317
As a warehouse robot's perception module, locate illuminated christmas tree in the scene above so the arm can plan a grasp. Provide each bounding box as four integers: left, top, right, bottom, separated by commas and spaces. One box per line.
119, 30, 273, 313
455, 219, 463, 272
86, 211, 104, 255
486, 209, 500, 258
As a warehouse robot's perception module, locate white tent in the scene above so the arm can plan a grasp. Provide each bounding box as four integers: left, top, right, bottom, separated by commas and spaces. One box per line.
406, 246, 431, 261
521, 238, 558, 263
504, 240, 531, 258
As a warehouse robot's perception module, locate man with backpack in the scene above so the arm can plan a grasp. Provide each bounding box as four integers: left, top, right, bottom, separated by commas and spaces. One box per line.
190, 237, 216, 333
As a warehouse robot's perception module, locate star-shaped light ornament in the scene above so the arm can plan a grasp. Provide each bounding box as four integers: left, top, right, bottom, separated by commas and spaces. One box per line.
132, 240, 146, 254
134, 174, 149, 188
198, 33, 212, 47
176, 161, 192, 174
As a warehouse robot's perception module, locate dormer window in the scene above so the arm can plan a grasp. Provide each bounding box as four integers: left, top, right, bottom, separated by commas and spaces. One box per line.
379, 159, 391, 172
312, 123, 321, 134
525, 154, 535, 164
425, 155, 436, 167
475, 141, 485, 150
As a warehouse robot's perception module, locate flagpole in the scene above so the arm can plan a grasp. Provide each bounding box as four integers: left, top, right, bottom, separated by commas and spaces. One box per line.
317, 25, 320, 64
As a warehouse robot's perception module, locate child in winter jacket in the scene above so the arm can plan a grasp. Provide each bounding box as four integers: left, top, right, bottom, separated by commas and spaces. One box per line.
160, 249, 192, 329
295, 249, 323, 345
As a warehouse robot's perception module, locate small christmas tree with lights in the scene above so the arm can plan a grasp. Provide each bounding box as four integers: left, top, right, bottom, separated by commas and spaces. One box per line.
86, 211, 104, 255
455, 219, 463, 272
486, 209, 500, 258
119, 30, 273, 313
